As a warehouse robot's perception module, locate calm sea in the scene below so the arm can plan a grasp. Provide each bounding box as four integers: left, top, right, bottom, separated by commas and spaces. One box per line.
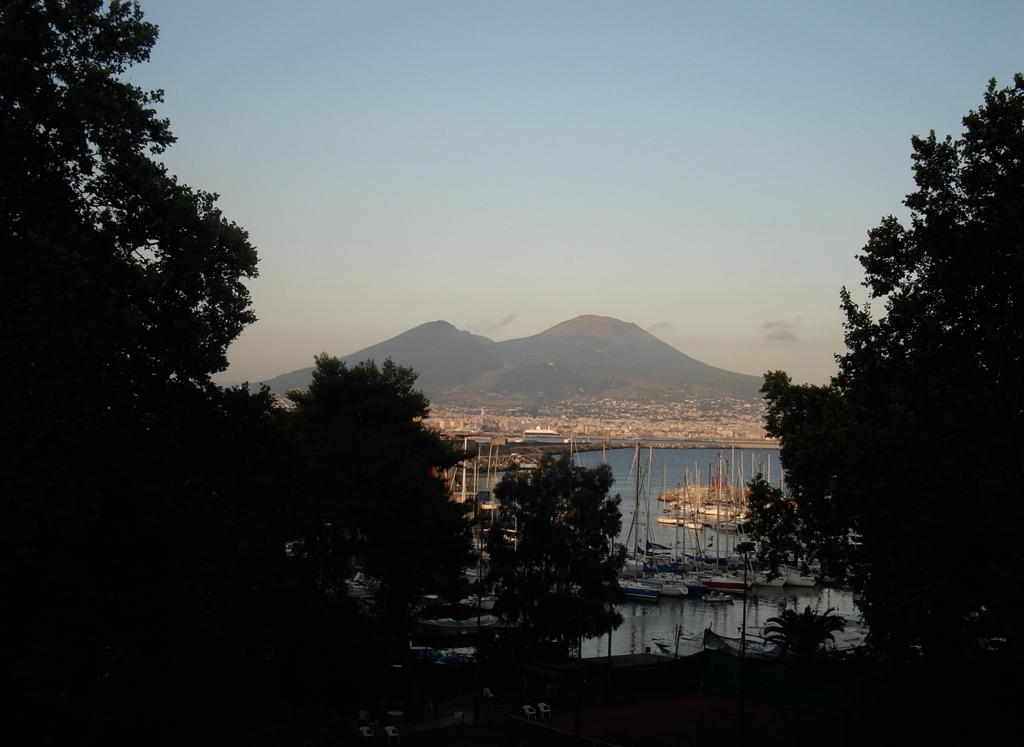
571, 444, 781, 554
472, 444, 857, 657
571, 445, 856, 657
584, 584, 858, 658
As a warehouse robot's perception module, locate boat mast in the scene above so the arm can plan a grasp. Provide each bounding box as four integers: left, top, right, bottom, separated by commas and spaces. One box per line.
674, 467, 683, 563
645, 446, 654, 563
628, 443, 641, 574
716, 452, 723, 568
690, 464, 702, 562
741, 446, 749, 541
460, 436, 468, 504
473, 443, 480, 495
568, 417, 574, 464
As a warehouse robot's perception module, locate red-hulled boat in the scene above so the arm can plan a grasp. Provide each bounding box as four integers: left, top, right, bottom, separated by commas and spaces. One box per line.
703, 575, 750, 595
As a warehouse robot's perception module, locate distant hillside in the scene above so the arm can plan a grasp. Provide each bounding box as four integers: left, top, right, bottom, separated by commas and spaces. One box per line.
486, 315, 758, 398
260, 315, 762, 402
261, 320, 499, 395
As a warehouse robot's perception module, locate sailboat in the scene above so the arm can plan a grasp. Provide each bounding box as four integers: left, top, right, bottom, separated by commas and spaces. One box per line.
620, 444, 660, 601
781, 566, 817, 587
751, 571, 786, 588
621, 578, 661, 601
697, 454, 750, 595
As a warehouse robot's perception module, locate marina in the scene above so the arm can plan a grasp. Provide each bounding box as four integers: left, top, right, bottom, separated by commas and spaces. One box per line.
456, 441, 784, 557
583, 583, 860, 659
571, 445, 861, 656
570, 444, 781, 556
442, 442, 860, 660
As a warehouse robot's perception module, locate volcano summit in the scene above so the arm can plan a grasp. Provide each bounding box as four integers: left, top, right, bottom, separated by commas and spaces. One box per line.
261, 315, 762, 407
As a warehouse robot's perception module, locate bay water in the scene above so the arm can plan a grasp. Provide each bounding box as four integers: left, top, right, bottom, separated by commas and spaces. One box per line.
568, 444, 858, 657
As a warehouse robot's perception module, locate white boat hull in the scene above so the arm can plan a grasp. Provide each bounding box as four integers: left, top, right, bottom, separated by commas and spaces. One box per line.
784, 574, 816, 587
752, 573, 786, 587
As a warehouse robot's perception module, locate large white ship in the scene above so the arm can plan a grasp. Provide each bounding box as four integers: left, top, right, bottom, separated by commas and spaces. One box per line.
523, 426, 559, 438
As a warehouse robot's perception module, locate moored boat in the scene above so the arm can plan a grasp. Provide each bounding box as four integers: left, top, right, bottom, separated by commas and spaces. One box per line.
704, 574, 749, 594
751, 572, 786, 588
621, 579, 660, 601
459, 594, 497, 610
648, 573, 688, 597
681, 577, 708, 596
417, 615, 500, 636
782, 567, 816, 587
702, 591, 733, 603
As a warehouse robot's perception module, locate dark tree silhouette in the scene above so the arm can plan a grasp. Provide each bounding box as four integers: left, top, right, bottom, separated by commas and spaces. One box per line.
758, 74, 1024, 664
0, 1, 302, 738
744, 473, 803, 576
763, 606, 846, 658
487, 456, 625, 659
286, 355, 473, 653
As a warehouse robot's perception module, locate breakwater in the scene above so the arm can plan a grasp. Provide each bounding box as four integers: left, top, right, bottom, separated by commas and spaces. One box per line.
462, 439, 777, 473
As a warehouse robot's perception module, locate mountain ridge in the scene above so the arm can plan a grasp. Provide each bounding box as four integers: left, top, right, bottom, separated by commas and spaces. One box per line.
260, 315, 762, 403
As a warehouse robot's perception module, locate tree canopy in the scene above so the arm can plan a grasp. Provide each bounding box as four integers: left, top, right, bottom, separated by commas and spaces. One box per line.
757, 75, 1024, 662
486, 456, 625, 659
1, 3, 476, 738
2, 0, 257, 390
3, 0, 261, 669
762, 606, 846, 659
744, 473, 804, 575
286, 355, 473, 648
2, 2, 348, 737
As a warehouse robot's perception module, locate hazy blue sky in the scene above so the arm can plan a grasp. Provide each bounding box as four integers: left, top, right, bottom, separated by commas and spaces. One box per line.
131, 0, 1022, 385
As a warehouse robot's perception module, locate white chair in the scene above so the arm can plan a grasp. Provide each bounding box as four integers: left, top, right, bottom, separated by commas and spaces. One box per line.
522, 704, 537, 720
482, 686, 495, 700
453, 710, 464, 724
357, 709, 371, 722
538, 702, 551, 719
384, 724, 400, 743
358, 725, 374, 740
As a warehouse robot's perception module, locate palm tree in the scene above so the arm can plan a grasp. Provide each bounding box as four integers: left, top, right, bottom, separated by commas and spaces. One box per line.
763, 606, 846, 657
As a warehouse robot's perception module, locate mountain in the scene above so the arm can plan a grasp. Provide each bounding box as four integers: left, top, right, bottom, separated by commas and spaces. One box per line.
260, 315, 762, 402
261, 320, 500, 395
491, 315, 756, 395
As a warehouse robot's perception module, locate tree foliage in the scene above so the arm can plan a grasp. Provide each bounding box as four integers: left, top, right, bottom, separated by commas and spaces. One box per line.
2, 0, 265, 702
1, 2, 370, 737
0, 3, 476, 736
763, 606, 846, 658
745, 473, 803, 575
760, 74, 1024, 662
287, 356, 473, 646
753, 372, 854, 584
2, 0, 257, 388
486, 456, 625, 659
